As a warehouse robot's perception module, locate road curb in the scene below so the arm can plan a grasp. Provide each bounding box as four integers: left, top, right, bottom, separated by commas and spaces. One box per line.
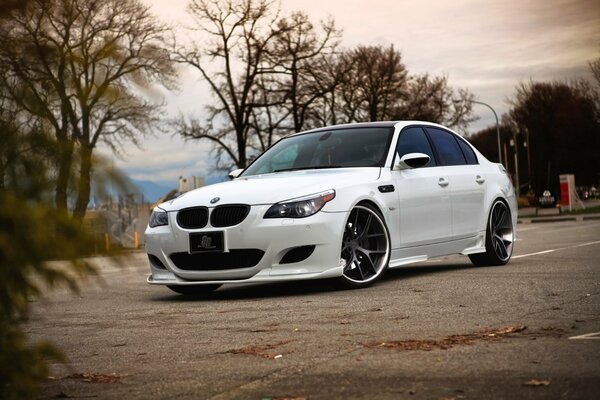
518, 213, 600, 224
529, 217, 577, 223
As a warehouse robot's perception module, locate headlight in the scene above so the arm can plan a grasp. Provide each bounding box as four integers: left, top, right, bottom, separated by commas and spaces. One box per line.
264, 189, 336, 219
149, 210, 169, 227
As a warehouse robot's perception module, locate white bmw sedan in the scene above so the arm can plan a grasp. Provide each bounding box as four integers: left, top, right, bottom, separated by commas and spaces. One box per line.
145, 121, 517, 295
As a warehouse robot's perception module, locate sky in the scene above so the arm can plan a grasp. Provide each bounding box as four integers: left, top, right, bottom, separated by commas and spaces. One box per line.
110, 0, 600, 186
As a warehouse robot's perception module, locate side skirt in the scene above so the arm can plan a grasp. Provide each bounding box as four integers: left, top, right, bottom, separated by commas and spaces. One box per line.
388, 232, 485, 269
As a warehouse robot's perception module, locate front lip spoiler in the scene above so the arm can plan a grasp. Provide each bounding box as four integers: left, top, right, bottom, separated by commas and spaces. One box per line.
147, 265, 343, 286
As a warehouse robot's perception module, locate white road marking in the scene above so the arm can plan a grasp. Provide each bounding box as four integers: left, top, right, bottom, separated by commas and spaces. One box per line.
518, 221, 600, 235
569, 331, 600, 340
512, 240, 600, 259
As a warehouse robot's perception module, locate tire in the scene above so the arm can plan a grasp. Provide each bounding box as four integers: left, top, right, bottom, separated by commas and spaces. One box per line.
337, 204, 391, 289
167, 284, 221, 296
469, 199, 514, 266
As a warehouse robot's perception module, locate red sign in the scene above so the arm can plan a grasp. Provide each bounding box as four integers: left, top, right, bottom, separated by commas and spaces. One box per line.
559, 174, 574, 208
560, 181, 569, 206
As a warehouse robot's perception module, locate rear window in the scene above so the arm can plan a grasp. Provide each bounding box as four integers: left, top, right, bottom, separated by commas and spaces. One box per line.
456, 137, 478, 165
425, 127, 467, 166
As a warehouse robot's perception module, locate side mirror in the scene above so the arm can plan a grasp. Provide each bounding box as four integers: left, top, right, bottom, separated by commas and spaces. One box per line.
395, 153, 430, 170
228, 168, 243, 180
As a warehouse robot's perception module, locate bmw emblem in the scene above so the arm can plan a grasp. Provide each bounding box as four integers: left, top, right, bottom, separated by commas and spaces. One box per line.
210, 197, 220, 204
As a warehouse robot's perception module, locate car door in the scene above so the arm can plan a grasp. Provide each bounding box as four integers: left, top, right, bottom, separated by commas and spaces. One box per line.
424, 127, 486, 238
392, 126, 452, 248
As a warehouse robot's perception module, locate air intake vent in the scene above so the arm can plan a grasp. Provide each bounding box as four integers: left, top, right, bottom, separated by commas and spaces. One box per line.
148, 254, 167, 270
170, 249, 265, 270
177, 207, 209, 229
210, 205, 250, 227
280, 245, 315, 264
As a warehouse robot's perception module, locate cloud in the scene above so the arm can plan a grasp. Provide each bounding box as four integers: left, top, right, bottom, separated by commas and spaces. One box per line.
98, 133, 216, 183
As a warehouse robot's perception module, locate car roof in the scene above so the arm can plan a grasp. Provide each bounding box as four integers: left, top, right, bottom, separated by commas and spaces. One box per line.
294, 121, 451, 136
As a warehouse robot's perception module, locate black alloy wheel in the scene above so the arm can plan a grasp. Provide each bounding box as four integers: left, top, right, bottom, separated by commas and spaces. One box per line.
338, 205, 391, 288
469, 200, 514, 266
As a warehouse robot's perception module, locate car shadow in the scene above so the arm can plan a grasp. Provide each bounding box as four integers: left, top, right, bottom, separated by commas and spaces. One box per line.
383, 262, 475, 281
150, 261, 475, 302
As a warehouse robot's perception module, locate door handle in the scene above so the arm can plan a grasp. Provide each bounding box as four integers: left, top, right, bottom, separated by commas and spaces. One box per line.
476, 175, 485, 184
438, 177, 449, 187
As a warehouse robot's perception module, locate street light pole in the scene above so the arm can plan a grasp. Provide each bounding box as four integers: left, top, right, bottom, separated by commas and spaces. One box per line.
524, 127, 532, 192
469, 100, 502, 165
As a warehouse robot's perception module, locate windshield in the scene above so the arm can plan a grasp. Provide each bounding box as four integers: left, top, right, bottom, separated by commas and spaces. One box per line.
242, 127, 394, 177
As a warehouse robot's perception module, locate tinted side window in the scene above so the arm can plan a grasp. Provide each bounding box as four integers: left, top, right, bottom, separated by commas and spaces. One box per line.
396, 127, 436, 167
456, 137, 478, 165
426, 127, 466, 166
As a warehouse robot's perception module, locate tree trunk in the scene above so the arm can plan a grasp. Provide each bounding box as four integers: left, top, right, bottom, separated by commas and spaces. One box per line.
330, 91, 337, 125
369, 97, 378, 122
236, 128, 247, 168
55, 137, 74, 212
237, 147, 247, 168
72, 144, 92, 222
291, 61, 301, 132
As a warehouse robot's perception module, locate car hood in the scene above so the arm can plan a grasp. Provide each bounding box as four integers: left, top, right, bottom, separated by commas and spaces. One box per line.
158, 168, 381, 211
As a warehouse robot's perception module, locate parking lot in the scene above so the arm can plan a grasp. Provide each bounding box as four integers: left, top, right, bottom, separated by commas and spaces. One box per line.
30, 219, 600, 399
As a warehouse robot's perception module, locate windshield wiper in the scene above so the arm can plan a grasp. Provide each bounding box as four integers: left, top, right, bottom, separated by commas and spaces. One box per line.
273, 165, 343, 173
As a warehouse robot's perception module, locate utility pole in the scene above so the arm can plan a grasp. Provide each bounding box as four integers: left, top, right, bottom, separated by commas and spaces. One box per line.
510, 130, 520, 198
524, 127, 532, 193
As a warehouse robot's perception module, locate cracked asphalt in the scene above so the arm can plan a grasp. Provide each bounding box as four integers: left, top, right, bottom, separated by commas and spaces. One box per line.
28, 219, 600, 399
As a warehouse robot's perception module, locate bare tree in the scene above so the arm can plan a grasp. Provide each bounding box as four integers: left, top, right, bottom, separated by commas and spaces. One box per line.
176, 2, 475, 170
0, 0, 174, 220
248, 72, 291, 153
176, 0, 283, 169
305, 53, 353, 127
395, 74, 475, 131
0, 7, 74, 210
326, 46, 474, 130
508, 80, 600, 192
267, 12, 341, 132
337, 45, 408, 122
590, 54, 600, 87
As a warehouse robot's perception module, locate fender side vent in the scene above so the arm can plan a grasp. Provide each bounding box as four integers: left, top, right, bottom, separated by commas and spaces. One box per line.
378, 185, 395, 193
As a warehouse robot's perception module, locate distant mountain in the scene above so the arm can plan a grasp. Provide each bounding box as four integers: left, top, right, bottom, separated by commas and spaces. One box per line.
129, 174, 229, 204
131, 179, 175, 203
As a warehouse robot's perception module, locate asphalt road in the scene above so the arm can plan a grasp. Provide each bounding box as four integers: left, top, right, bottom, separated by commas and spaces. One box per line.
29, 219, 600, 400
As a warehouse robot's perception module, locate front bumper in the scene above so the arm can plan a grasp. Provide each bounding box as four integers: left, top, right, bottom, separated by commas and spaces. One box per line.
145, 206, 348, 286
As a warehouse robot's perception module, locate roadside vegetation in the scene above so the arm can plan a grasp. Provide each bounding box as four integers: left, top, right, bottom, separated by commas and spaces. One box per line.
559, 205, 600, 215
470, 72, 600, 198
0, 102, 96, 399
0, 1, 145, 396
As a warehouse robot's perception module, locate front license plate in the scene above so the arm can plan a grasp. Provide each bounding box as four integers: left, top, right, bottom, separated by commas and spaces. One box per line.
189, 231, 224, 253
